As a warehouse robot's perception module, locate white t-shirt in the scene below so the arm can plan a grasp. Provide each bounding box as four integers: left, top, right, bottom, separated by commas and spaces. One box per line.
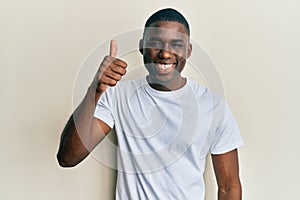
94, 77, 243, 200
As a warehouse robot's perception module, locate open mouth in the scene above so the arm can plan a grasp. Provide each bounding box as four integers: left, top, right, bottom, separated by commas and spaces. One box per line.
157, 63, 174, 69
153, 63, 176, 73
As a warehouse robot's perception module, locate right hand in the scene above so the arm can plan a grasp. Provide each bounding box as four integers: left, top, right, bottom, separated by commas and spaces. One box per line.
92, 40, 127, 93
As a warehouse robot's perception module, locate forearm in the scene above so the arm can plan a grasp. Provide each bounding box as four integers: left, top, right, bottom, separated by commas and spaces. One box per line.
212, 150, 242, 200
57, 86, 103, 167
57, 115, 86, 167
57, 40, 127, 167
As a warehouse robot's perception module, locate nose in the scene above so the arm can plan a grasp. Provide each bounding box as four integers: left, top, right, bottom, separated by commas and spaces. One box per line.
158, 45, 172, 59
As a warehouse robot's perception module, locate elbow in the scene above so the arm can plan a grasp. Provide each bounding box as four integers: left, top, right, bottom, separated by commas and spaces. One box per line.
56, 153, 79, 168
218, 183, 242, 199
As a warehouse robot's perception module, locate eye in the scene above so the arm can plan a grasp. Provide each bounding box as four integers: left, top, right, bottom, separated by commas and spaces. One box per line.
146, 40, 162, 48
171, 43, 184, 49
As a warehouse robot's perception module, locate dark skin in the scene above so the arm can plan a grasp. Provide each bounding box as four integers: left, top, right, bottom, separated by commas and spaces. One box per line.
57, 21, 242, 200
140, 21, 192, 91
57, 40, 125, 167
212, 149, 242, 199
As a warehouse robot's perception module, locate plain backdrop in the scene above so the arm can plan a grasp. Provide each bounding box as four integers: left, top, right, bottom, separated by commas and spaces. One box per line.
1, 0, 300, 199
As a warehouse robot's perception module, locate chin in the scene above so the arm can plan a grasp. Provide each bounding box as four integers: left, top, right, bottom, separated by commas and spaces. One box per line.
150, 73, 180, 85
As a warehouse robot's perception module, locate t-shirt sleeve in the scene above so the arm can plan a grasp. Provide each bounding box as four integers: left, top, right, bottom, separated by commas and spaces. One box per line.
210, 102, 244, 154
93, 90, 115, 129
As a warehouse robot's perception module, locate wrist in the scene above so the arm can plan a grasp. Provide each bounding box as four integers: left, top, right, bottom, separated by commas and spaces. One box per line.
87, 85, 103, 104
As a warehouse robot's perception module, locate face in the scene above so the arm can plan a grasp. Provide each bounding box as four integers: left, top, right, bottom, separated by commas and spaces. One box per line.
139, 21, 192, 90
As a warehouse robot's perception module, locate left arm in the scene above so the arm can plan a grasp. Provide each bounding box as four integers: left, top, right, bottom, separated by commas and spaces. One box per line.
211, 149, 242, 200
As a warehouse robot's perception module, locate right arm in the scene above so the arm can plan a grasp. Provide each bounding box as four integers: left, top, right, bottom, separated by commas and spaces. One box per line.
56, 40, 127, 167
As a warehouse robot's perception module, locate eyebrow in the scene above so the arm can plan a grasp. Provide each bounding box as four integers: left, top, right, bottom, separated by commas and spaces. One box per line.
148, 37, 162, 41
171, 39, 184, 43
147, 37, 184, 43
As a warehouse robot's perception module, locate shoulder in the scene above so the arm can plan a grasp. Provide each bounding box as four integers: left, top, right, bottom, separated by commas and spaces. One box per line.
186, 78, 206, 92
186, 79, 230, 121
187, 78, 224, 104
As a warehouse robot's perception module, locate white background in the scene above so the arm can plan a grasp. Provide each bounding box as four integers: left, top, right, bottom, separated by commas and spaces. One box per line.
1, 0, 299, 199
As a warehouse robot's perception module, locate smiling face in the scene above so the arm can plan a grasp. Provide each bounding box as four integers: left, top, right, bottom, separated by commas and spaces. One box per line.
140, 21, 192, 91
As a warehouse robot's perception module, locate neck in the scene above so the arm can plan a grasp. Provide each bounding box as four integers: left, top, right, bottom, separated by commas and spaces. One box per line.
146, 76, 187, 91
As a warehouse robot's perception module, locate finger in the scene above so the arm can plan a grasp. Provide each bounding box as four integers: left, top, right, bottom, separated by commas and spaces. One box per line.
101, 75, 117, 86
109, 40, 117, 57
105, 70, 122, 81
112, 59, 127, 68
101, 56, 127, 69
110, 64, 127, 75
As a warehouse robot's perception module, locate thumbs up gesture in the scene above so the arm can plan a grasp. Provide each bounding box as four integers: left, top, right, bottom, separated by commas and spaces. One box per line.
92, 40, 127, 93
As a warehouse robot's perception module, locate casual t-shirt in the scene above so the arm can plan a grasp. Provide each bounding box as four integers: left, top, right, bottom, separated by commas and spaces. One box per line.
94, 77, 243, 200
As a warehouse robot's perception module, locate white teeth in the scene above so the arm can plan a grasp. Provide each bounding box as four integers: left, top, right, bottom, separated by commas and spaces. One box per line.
158, 64, 172, 69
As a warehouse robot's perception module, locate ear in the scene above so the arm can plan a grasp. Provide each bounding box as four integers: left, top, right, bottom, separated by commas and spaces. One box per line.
187, 43, 192, 59
139, 39, 144, 55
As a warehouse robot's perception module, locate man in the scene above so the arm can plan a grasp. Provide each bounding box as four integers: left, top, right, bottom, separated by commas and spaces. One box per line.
57, 8, 243, 200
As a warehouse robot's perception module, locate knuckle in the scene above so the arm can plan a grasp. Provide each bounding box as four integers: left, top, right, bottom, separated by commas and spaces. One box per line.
109, 79, 117, 86
102, 56, 114, 66
99, 67, 109, 76
101, 77, 109, 85
120, 68, 126, 75
116, 74, 122, 80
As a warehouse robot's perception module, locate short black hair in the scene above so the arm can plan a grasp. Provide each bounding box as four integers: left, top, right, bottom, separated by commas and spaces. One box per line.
144, 8, 190, 36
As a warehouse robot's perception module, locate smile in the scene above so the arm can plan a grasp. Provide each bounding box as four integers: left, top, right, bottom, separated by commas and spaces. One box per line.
158, 63, 173, 69
154, 63, 176, 71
